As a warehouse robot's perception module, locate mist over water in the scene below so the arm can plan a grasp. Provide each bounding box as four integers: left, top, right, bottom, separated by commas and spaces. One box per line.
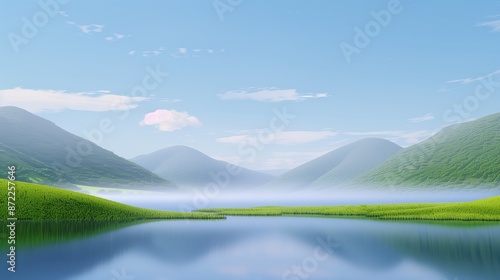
92, 187, 500, 211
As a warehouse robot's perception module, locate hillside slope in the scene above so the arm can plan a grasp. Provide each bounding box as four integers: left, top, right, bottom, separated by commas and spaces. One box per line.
0, 106, 172, 189
131, 145, 274, 189
358, 113, 500, 188
0, 179, 222, 221
265, 138, 402, 190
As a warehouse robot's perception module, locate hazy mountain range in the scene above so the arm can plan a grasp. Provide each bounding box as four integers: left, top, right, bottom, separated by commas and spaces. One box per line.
1, 106, 499, 191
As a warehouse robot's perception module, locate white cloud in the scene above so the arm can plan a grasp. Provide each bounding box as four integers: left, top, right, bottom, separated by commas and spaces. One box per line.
67, 22, 131, 42
58, 11, 69, 17
143, 50, 161, 57
0, 87, 146, 112
446, 77, 481, 85
105, 33, 127, 41
140, 109, 201, 132
139, 47, 164, 57
216, 135, 250, 144
477, 19, 500, 32
171, 48, 224, 58
407, 113, 435, 123
440, 69, 500, 92
218, 88, 329, 102
171, 48, 188, 58
446, 69, 500, 84
128, 50, 136, 55
79, 24, 104, 34
216, 130, 337, 145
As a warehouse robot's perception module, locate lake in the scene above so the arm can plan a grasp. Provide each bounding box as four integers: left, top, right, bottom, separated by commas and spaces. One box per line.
1, 216, 499, 280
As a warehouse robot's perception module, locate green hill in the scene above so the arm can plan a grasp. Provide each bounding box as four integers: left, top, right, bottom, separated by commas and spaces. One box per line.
0, 179, 223, 221
0, 106, 172, 190
357, 113, 500, 189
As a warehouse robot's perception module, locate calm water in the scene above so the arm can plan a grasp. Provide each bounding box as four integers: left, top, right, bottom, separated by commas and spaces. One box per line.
1, 217, 499, 280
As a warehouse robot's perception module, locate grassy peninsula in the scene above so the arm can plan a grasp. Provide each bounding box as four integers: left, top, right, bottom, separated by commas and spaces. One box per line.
197, 196, 500, 221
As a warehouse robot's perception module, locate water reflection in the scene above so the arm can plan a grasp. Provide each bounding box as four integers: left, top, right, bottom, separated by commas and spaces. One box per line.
0, 217, 498, 280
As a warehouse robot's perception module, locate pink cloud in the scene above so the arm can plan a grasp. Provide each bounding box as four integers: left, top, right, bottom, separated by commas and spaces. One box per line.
141, 109, 201, 132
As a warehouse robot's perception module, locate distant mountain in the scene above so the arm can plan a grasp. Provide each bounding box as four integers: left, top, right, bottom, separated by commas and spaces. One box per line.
257, 169, 290, 176
130, 145, 274, 189
265, 138, 402, 190
0, 106, 172, 189
358, 113, 500, 189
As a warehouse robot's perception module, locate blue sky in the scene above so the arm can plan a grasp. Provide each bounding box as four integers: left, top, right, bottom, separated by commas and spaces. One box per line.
1, 0, 499, 170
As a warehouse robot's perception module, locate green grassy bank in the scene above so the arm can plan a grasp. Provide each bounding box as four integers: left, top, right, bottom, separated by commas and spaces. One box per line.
197, 196, 500, 221
0, 179, 223, 221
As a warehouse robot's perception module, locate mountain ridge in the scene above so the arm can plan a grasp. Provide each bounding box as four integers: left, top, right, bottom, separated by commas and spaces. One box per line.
357, 113, 500, 189
130, 145, 275, 189
264, 138, 402, 190
0, 106, 173, 190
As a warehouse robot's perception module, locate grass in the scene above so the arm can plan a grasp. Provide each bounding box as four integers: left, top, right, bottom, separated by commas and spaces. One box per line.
0, 179, 224, 221
1, 179, 497, 222
358, 113, 500, 188
196, 196, 500, 221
